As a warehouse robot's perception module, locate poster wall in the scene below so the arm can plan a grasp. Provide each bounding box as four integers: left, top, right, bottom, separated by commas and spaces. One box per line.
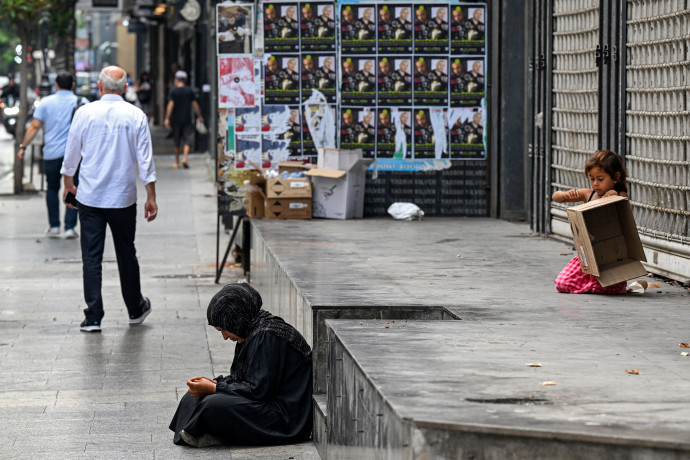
218, 0, 487, 184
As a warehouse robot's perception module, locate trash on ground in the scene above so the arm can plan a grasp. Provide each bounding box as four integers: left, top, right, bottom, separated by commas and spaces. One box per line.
626, 369, 642, 375
387, 202, 424, 220
525, 363, 542, 367
627, 280, 662, 294
680, 343, 690, 348
681, 352, 689, 357
539, 381, 556, 386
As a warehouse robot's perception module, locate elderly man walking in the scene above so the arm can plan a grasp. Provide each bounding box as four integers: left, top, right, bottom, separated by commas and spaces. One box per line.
17, 71, 87, 238
61, 66, 158, 332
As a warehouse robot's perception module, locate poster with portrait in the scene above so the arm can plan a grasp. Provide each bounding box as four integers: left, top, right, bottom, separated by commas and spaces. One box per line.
377, 4, 413, 54
300, 2, 336, 52
302, 104, 336, 157
413, 4, 450, 55
448, 107, 485, 159
217, 3, 253, 55
262, 105, 302, 156
264, 3, 300, 53
375, 108, 395, 158
449, 57, 485, 107
218, 57, 256, 108
412, 108, 438, 158
264, 55, 301, 105
340, 107, 376, 157
340, 4, 377, 54
341, 56, 376, 106
413, 56, 449, 106
377, 57, 412, 106
301, 54, 337, 103
451, 5, 486, 55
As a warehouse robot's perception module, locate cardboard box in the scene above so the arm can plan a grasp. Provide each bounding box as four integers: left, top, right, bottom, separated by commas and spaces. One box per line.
264, 198, 312, 219
245, 184, 265, 218
317, 148, 363, 170
266, 178, 312, 199
278, 161, 315, 174
566, 196, 647, 286
306, 158, 374, 219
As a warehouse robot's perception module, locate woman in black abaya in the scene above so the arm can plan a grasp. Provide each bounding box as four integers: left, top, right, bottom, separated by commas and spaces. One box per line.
169, 283, 313, 447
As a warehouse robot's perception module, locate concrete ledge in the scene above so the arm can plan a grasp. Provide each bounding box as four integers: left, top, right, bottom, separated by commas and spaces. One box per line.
326, 319, 690, 459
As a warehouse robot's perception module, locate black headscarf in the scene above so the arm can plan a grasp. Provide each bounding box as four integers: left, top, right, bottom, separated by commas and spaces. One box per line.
207, 283, 312, 381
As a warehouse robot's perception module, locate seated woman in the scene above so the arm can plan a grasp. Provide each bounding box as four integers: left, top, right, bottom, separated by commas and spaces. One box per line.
169, 283, 313, 447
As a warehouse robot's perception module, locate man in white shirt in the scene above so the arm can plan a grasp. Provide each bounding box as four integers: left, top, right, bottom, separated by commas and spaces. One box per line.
61, 66, 158, 333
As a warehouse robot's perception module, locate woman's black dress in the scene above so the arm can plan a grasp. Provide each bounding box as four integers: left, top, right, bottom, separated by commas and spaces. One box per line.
169, 331, 313, 445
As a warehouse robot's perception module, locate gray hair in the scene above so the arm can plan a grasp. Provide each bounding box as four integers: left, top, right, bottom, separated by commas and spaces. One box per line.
99, 67, 127, 93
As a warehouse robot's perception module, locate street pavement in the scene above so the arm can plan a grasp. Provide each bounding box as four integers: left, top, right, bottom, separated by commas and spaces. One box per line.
0, 127, 320, 459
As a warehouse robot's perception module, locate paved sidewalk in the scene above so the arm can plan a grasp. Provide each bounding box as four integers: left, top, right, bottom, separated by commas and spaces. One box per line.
0, 154, 320, 459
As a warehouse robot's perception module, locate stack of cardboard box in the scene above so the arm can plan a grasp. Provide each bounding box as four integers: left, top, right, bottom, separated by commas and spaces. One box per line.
246, 162, 314, 219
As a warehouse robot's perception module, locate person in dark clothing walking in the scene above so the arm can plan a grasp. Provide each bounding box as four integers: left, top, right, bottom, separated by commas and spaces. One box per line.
169, 283, 313, 448
164, 70, 203, 169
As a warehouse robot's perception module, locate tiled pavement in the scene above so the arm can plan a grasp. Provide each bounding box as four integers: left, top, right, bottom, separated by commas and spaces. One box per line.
0, 151, 320, 459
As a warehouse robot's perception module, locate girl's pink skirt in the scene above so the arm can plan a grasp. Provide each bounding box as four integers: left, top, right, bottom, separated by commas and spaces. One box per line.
555, 256, 627, 294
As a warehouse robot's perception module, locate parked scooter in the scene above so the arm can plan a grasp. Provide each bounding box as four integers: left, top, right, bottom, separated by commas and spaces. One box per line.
0, 94, 20, 137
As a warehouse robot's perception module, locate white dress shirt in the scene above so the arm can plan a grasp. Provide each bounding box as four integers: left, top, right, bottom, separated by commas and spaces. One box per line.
61, 94, 156, 208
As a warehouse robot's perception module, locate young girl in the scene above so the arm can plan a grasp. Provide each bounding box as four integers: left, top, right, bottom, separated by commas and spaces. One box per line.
552, 150, 629, 294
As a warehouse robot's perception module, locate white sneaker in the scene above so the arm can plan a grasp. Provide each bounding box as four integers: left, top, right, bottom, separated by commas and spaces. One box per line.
45, 227, 60, 238
65, 228, 79, 239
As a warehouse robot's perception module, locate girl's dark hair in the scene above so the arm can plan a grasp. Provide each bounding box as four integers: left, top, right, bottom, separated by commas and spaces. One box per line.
585, 150, 628, 193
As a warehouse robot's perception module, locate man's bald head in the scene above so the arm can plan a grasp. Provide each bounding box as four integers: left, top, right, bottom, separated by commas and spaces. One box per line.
99, 66, 127, 94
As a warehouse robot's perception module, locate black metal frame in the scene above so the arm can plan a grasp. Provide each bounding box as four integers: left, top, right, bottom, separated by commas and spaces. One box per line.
215, 215, 251, 284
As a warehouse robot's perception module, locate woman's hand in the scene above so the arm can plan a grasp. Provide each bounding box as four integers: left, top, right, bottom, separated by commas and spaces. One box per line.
187, 376, 217, 397
603, 190, 619, 197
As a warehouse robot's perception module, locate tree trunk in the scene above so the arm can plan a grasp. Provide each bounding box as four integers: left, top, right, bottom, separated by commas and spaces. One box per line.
13, 26, 30, 194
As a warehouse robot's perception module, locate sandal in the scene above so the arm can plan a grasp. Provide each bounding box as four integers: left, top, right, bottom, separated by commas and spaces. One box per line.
182, 162, 189, 169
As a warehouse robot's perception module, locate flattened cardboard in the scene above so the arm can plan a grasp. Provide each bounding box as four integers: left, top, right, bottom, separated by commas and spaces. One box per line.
307, 158, 373, 219
264, 198, 312, 219
317, 148, 363, 170
567, 196, 647, 287
266, 178, 313, 199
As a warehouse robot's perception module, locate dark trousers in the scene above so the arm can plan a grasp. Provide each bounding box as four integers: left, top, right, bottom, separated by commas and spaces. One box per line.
44, 158, 78, 230
78, 202, 144, 322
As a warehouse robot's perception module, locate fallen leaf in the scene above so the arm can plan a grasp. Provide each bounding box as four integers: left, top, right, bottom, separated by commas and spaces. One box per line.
681, 352, 689, 357
680, 343, 690, 348
539, 381, 556, 386
649, 282, 661, 288
525, 363, 542, 367
626, 369, 642, 375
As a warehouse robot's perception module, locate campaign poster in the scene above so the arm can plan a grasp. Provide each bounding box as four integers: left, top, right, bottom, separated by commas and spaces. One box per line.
235, 106, 261, 133
264, 3, 299, 53
449, 57, 485, 107
377, 57, 412, 106
340, 4, 377, 54
377, 4, 412, 54
413, 4, 450, 54
218, 57, 256, 108
451, 5, 486, 55
235, 133, 262, 169
262, 105, 302, 156
264, 55, 301, 105
341, 56, 376, 106
375, 108, 396, 158
301, 54, 337, 103
449, 107, 485, 159
302, 105, 336, 157
217, 3, 253, 55
340, 107, 376, 157
412, 108, 438, 158
300, 2, 336, 52
413, 56, 449, 106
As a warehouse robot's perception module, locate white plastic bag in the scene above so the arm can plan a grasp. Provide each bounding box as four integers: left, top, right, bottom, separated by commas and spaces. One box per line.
387, 202, 424, 220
